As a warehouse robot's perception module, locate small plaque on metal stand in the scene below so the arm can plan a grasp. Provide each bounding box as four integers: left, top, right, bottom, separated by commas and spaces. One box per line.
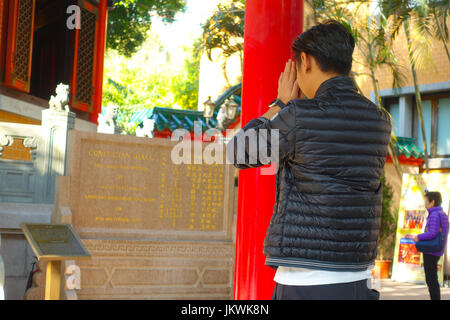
21, 223, 91, 300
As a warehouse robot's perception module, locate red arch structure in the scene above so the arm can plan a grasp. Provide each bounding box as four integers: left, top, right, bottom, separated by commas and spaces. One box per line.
234, 0, 304, 300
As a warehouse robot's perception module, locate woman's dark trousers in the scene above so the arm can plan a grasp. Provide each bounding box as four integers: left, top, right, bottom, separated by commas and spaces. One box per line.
423, 254, 441, 300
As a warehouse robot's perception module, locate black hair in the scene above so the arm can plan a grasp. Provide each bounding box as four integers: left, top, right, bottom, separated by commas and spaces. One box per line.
292, 20, 355, 75
425, 191, 442, 207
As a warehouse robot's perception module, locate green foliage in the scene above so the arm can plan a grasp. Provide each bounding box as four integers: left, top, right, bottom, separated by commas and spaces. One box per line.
378, 0, 450, 172
200, 0, 245, 85
200, 0, 245, 61
170, 39, 202, 111
377, 172, 398, 261
102, 30, 201, 134
116, 104, 141, 136
107, 0, 187, 57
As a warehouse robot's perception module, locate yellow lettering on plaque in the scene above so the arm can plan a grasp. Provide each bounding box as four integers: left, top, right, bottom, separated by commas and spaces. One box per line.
135, 153, 152, 161
88, 150, 131, 159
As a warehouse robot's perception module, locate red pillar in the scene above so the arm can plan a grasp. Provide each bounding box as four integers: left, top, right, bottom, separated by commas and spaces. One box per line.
89, 0, 108, 124
234, 0, 303, 300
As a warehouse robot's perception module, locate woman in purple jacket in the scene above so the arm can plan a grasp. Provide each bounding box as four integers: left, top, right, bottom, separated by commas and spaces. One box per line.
414, 191, 449, 300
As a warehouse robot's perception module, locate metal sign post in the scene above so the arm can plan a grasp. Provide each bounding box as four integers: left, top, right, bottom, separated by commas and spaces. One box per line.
21, 223, 91, 300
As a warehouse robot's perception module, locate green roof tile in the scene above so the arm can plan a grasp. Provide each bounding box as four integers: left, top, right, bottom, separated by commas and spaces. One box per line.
394, 137, 425, 160
135, 83, 242, 133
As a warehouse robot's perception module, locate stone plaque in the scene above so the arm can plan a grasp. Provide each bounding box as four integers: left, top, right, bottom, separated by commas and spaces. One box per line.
65, 131, 234, 241
21, 223, 91, 261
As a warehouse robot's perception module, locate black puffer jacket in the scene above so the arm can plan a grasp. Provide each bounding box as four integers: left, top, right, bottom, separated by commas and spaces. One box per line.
227, 76, 392, 271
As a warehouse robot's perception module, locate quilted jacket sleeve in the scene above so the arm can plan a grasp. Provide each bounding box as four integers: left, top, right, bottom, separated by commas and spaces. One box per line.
226, 104, 296, 169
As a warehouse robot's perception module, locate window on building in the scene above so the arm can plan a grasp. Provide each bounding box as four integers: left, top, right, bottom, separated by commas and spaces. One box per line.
416, 99, 432, 155
437, 97, 450, 156
384, 98, 400, 136
383, 92, 450, 158
414, 92, 450, 158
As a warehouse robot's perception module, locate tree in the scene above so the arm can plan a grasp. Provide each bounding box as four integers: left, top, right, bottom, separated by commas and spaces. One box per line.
380, 0, 444, 173
407, 0, 450, 62
431, 1, 450, 61
377, 171, 397, 261
403, 19, 430, 173
102, 29, 201, 134
200, 0, 245, 86
171, 39, 202, 111
107, 0, 187, 57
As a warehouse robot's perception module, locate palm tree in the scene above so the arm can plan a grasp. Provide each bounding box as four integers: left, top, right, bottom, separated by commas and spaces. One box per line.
420, 1, 450, 62
200, 0, 245, 87
433, 7, 450, 61
403, 18, 430, 173
380, 0, 441, 173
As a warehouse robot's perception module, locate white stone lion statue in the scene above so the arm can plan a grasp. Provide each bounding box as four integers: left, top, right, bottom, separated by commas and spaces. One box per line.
49, 83, 70, 112
98, 104, 120, 134
136, 118, 155, 138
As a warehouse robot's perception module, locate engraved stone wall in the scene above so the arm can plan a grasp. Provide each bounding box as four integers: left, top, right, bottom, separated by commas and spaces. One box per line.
53, 131, 236, 299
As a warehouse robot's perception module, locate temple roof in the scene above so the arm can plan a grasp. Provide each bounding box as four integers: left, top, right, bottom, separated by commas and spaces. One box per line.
394, 137, 425, 160
135, 83, 241, 133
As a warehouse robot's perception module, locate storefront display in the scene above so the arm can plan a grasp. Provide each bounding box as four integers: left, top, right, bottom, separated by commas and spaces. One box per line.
391, 173, 450, 284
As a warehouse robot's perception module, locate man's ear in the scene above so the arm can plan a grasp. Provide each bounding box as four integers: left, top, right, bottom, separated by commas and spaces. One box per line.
301, 52, 311, 72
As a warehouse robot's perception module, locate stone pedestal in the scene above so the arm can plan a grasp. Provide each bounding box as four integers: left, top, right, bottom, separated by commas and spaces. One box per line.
40, 109, 75, 203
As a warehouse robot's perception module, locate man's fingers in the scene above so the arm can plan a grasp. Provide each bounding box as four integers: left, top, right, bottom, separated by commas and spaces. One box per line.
290, 80, 300, 99
285, 60, 292, 78
278, 60, 299, 103
292, 79, 299, 92
289, 61, 297, 83
282, 60, 296, 85
284, 60, 290, 74
278, 72, 284, 86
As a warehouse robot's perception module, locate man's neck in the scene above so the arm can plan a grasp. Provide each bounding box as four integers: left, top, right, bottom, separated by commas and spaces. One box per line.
310, 72, 341, 98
